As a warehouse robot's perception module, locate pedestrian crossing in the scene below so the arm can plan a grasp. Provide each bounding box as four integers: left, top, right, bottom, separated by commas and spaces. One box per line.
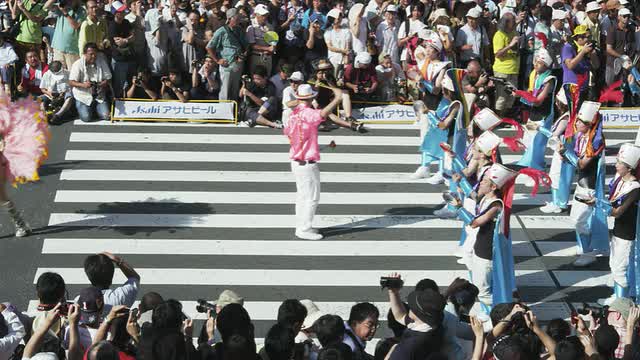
32, 120, 639, 345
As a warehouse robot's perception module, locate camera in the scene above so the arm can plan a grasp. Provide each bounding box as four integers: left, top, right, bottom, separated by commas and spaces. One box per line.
241, 74, 252, 86
577, 303, 608, 320
195, 299, 217, 317
58, 301, 75, 316
380, 276, 404, 290
89, 81, 99, 98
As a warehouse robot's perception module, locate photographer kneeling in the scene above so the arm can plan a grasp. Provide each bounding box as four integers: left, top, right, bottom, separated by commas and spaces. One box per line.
40, 60, 74, 125
126, 68, 158, 100
160, 69, 190, 103
190, 56, 219, 100
69, 43, 112, 122
238, 65, 282, 129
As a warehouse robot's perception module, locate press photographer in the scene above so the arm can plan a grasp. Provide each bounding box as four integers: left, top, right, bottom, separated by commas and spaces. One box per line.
605, 7, 637, 88
190, 56, 219, 100
344, 52, 378, 101
238, 65, 282, 128
126, 68, 158, 100
68, 42, 112, 122
160, 69, 189, 102
40, 60, 73, 124
462, 59, 494, 107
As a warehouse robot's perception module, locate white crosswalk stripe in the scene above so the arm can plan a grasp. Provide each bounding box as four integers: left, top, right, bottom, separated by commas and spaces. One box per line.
38, 121, 637, 344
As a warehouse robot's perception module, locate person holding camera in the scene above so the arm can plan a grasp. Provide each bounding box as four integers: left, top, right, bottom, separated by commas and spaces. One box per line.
190, 56, 218, 100
160, 68, 189, 102
461, 59, 494, 104
44, 0, 85, 71
11, 0, 47, 62
207, 8, 247, 101
40, 60, 73, 124
492, 11, 520, 117
605, 7, 636, 88
562, 25, 593, 103
344, 52, 378, 102
126, 68, 158, 100
238, 65, 281, 128
69, 42, 112, 122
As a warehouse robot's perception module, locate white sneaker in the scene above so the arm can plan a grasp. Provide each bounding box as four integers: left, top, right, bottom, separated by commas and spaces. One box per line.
433, 207, 457, 219
572, 254, 597, 267
411, 166, 430, 179
238, 121, 251, 127
295, 230, 324, 240
597, 295, 616, 306
540, 202, 563, 214
425, 172, 445, 185
308, 228, 320, 234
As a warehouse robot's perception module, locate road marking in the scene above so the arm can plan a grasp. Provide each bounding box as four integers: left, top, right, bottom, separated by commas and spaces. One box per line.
41, 238, 538, 256
53, 190, 550, 205
33, 268, 556, 286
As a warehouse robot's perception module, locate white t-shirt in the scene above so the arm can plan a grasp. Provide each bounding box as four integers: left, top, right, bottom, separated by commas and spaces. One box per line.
351, 16, 368, 53
282, 85, 297, 109
324, 27, 351, 66
40, 70, 69, 94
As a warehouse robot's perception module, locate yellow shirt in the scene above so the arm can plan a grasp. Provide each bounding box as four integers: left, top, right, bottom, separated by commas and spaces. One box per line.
78, 17, 108, 54
492, 30, 520, 75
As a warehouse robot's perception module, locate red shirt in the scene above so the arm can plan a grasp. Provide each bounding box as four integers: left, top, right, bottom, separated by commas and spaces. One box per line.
344, 64, 378, 89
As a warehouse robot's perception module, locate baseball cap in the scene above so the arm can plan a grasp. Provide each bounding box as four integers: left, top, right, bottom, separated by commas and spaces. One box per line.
255, 4, 269, 15
300, 300, 326, 330
407, 289, 446, 327
77, 287, 104, 325
552, 9, 565, 20
327, 8, 341, 19
385, 4, 397, 12
619, 7, 631, 16
226, 8, 239, 19
289, 71, 304, 82
466, 6, 482, 18
609, 297, 634, 320
216, 290, 244, 309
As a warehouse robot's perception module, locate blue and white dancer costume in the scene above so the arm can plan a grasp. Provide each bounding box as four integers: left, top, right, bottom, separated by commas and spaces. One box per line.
595, 143, 640, 305
540, 88, 572, 213
412, 31, 451, 182
451, 163, 551, 314
516, 49, 557, 172
560, 101, 609, 267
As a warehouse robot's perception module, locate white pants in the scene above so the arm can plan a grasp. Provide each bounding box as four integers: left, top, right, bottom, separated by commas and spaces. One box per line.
549, 151, 563, 189
471, 255, 493, 307
292, 161, 320, 232
570, 184, 595, 235
461, 198, 478, 261
609, 236, 633, 288
282, 108, 292, 127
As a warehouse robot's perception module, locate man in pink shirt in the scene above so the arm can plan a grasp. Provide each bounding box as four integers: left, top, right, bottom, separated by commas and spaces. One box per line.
284, 84, 343, 240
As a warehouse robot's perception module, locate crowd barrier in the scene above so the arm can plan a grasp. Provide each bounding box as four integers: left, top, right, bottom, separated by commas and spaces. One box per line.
111, 98, 237, 124
338, 101, 415, 124
600, 107, 640, 129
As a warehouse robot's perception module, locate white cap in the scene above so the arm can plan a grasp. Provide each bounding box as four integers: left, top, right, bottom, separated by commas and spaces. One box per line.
423, 31, 443, 52
618, 143, 640, 169
289, 71, 304, 82
254, 3, 269, 15
300, 299, 326, 330
473, 108, 502, 131
442, 75, 454, 92
578, 101, 601, 123
535, 49, 553, 67
552, 9, 566, 20
295, 84, 318, 99
476, 131, 501, 156
486, 163, 517, 188
619, 7, 631, 16
355, 52, 372, 66
556, 87, 568, 106
385, 4, 397, 12
466, 6, 482, 18
327, 8, 341, 19
586, 1, 600, 12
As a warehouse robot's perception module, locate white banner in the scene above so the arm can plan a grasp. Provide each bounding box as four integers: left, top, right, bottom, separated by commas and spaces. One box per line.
113, 100, 235, 121
341, 104, 415, 123
600, 108, 640, 128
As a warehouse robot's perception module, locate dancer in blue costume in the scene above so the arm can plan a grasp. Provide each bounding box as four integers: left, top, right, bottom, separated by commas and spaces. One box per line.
558, 101, 609, 267
595, 143, 640, 305
514, 49, 557, 173
447, 163, 550, 316
539, 87, 573, 214
412, 30, 451, 182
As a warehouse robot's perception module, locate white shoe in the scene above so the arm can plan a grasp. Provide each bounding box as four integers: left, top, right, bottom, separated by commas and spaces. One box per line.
295, 230, 324, 240
425, 172, 445, 185
597, 295, 617, 306
411, 166, 430, 179
572, 254, 597, 267
540, 202, 563, 214
433, 207, 458, 219
238, 121, 251, 127
308, 228, 320, 234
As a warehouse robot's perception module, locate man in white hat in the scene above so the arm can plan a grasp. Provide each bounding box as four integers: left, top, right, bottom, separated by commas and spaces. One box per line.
345, 52, 378, 100
375, 5, 400, 64
583, 2, 602, 48
596, 143, 640, 305
281, 71, 304, 127
605, 7, 634, 86
283, 84, 344, 240
558, 101, 608, 266
246, 4, 275, 75
548, 9, 569, 73
455, 6, 489, 67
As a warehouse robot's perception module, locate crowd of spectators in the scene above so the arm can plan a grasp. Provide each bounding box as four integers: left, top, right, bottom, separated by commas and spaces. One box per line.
1, 0, 639, 126
4, 254, 640, 360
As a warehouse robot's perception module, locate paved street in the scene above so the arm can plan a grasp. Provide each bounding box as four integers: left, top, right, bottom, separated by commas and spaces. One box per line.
1, 119, 637, 347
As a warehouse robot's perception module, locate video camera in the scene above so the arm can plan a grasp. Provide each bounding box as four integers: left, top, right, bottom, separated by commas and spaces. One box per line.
195, 299, 217, 317
489, 76, 516, 92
